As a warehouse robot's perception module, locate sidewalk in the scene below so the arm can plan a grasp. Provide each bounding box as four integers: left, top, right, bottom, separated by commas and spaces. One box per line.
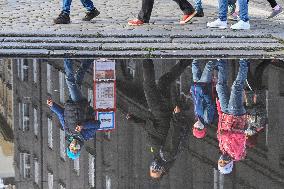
0, 0, 283, 57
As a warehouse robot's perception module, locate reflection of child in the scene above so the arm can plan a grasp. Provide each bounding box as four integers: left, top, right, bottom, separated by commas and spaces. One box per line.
190, 60, 217, 139
216, 60, 253, 174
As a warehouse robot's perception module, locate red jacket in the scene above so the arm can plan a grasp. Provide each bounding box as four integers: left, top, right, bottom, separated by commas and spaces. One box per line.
216, 100, 247, 161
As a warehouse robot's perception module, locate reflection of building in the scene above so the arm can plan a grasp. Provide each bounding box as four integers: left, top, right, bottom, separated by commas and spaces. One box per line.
95, 60, 284, 189
11, 60, 96, 189
0, 59, 15, 188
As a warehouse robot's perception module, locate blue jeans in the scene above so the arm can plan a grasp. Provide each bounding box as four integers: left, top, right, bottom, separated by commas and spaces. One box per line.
216, 60, 248, 116
194, 0, 203, 12
192, 59, 216, 83
64, 59, 93, 102
218, 0, 249, 21
62, 0, 95, 14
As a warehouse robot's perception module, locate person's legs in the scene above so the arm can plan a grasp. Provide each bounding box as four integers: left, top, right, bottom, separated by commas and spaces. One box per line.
219, 0, 228, 21
173, 0, 195, 15
80, 0, 95, 11
64, 59, 83, 102
199, 61, 216, 83
137, 0, 155, 22
194, 0, 203, 13
267, 0, 282, 18
238, 0, 249, 22
227, 59, 248, 115
267, 0, 278, 8
75, 59, 93, 87
62, 0, 72, 14
192, 59, 202, 82
216, 60, 230, 113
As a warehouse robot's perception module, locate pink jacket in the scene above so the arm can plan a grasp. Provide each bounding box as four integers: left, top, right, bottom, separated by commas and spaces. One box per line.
216, 100, 247, 161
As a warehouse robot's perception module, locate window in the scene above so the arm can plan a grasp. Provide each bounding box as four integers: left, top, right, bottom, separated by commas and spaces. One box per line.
88, 88, 94, 108
59, 71, 65, 103
48, 172, 53, 189
48, 118, 53, 149
34, 159, 39, 184
22, 103, 29, 131
88, 154, 95, 187
33, 108, 38, 136
33, 59, 38, 83
60, 129, 66, 159
47, 64, 52, 94
106, 175, 111, 189
20, 153, 31, 178
21, 61, 29, 82
74, 158, 80, 176
59, 184, 65, 189
17, 59, 22, 78
18, 102, 22, 130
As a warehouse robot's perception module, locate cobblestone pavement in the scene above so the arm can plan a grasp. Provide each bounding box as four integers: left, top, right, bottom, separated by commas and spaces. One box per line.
0, 0, 283, 57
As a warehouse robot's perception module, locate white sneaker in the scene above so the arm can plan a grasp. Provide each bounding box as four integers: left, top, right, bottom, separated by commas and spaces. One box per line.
230, 20, 250, 30
207, 18, 227, 29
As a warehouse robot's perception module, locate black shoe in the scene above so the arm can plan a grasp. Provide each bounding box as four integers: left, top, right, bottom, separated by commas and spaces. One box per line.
82, 8, 100, 21
195, 9, 204, 17
54, 12, 70, 24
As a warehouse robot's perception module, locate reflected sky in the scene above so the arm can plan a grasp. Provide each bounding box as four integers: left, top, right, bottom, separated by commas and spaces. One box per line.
0, 59, 284, 189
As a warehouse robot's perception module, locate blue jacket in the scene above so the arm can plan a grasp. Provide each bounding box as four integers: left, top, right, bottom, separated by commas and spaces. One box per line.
50, 102, 100, 140
190, 83, 216, 125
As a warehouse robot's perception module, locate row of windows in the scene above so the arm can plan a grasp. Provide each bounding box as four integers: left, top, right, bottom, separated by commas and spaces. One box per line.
19, 152, 95, 188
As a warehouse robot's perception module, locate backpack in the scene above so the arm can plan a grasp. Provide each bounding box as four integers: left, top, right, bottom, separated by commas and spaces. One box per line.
190, 83, 216, 125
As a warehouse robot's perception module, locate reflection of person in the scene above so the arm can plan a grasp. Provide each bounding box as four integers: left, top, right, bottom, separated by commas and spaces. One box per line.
190, 60, 217, 139
53, 0, 100, 24
127, 59, 192, 179
47, 59, 100, 160
128, 0, 196, 26
216, 60, 252, 174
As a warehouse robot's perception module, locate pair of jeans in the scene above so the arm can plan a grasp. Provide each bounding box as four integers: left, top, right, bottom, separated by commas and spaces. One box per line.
228, 0, 277, 8
64, 59, 93, 102
216, 59, 248, 116
192, 60, 216, 83
218, 0, 249, 21
194, 0, 203, 12
62, 0, 95, 14
137, 0, 195, 22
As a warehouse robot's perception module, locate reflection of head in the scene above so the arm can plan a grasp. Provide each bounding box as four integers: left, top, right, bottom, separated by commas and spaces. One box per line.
66, 137, 81, 160
192, 120, 207, 139
218, 155, 233, 174
149, 160, 165, 180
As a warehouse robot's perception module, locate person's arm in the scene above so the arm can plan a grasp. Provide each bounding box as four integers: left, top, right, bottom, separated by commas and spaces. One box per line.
47, 99, 65, 129
81, 120, 101, 130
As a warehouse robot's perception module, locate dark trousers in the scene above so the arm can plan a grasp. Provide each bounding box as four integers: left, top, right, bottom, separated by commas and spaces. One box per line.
228, 0, 277, 8
137, 0, 195, 22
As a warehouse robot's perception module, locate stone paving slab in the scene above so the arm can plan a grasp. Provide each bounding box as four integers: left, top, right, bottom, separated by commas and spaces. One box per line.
0, 0, 283, 57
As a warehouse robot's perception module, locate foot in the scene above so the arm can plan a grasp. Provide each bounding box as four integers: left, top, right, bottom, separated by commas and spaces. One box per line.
230, 20, 250, 30
180, 11, 197, 24
207, 18, 227, 29
228, 11, 239, 21
128, 19, 145, 26
82, 8, 100, 21
267, 5, 283, 19
53, 12, 70, 24
195, 9, 204, 17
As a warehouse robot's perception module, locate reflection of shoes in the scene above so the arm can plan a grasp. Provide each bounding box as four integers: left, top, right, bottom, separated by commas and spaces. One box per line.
128, 19, 145, 26
53, 12, 70, 24
267, 5, 283, 19
180, 11, 197, 24
207, 18, 227, 29
230, 20, 250, 30
82, 8, 100, 21
195, 9, 204, 17
228, 11, 239, 21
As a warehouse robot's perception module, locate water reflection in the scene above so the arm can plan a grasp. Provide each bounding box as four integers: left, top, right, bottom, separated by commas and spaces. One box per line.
0, 59, 283, 189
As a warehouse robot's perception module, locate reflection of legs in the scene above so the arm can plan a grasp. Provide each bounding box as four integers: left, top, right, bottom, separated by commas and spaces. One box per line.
228, 60, 248, 115
199, 61, 216, 83
216, 60, 229, 113
64, 59, 83, 102
75, 59, 93, 87
192, 59, 202, 82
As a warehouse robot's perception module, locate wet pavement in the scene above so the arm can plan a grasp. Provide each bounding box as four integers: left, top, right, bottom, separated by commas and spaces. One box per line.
0, 59, 284, 189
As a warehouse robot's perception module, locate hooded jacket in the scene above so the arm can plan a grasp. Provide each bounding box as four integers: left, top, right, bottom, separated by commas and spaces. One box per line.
216, 99, 247, 161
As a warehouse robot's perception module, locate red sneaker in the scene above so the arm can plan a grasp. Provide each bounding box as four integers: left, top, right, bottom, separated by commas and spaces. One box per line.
128, 19, 145, 26
180, 11, 197, 24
